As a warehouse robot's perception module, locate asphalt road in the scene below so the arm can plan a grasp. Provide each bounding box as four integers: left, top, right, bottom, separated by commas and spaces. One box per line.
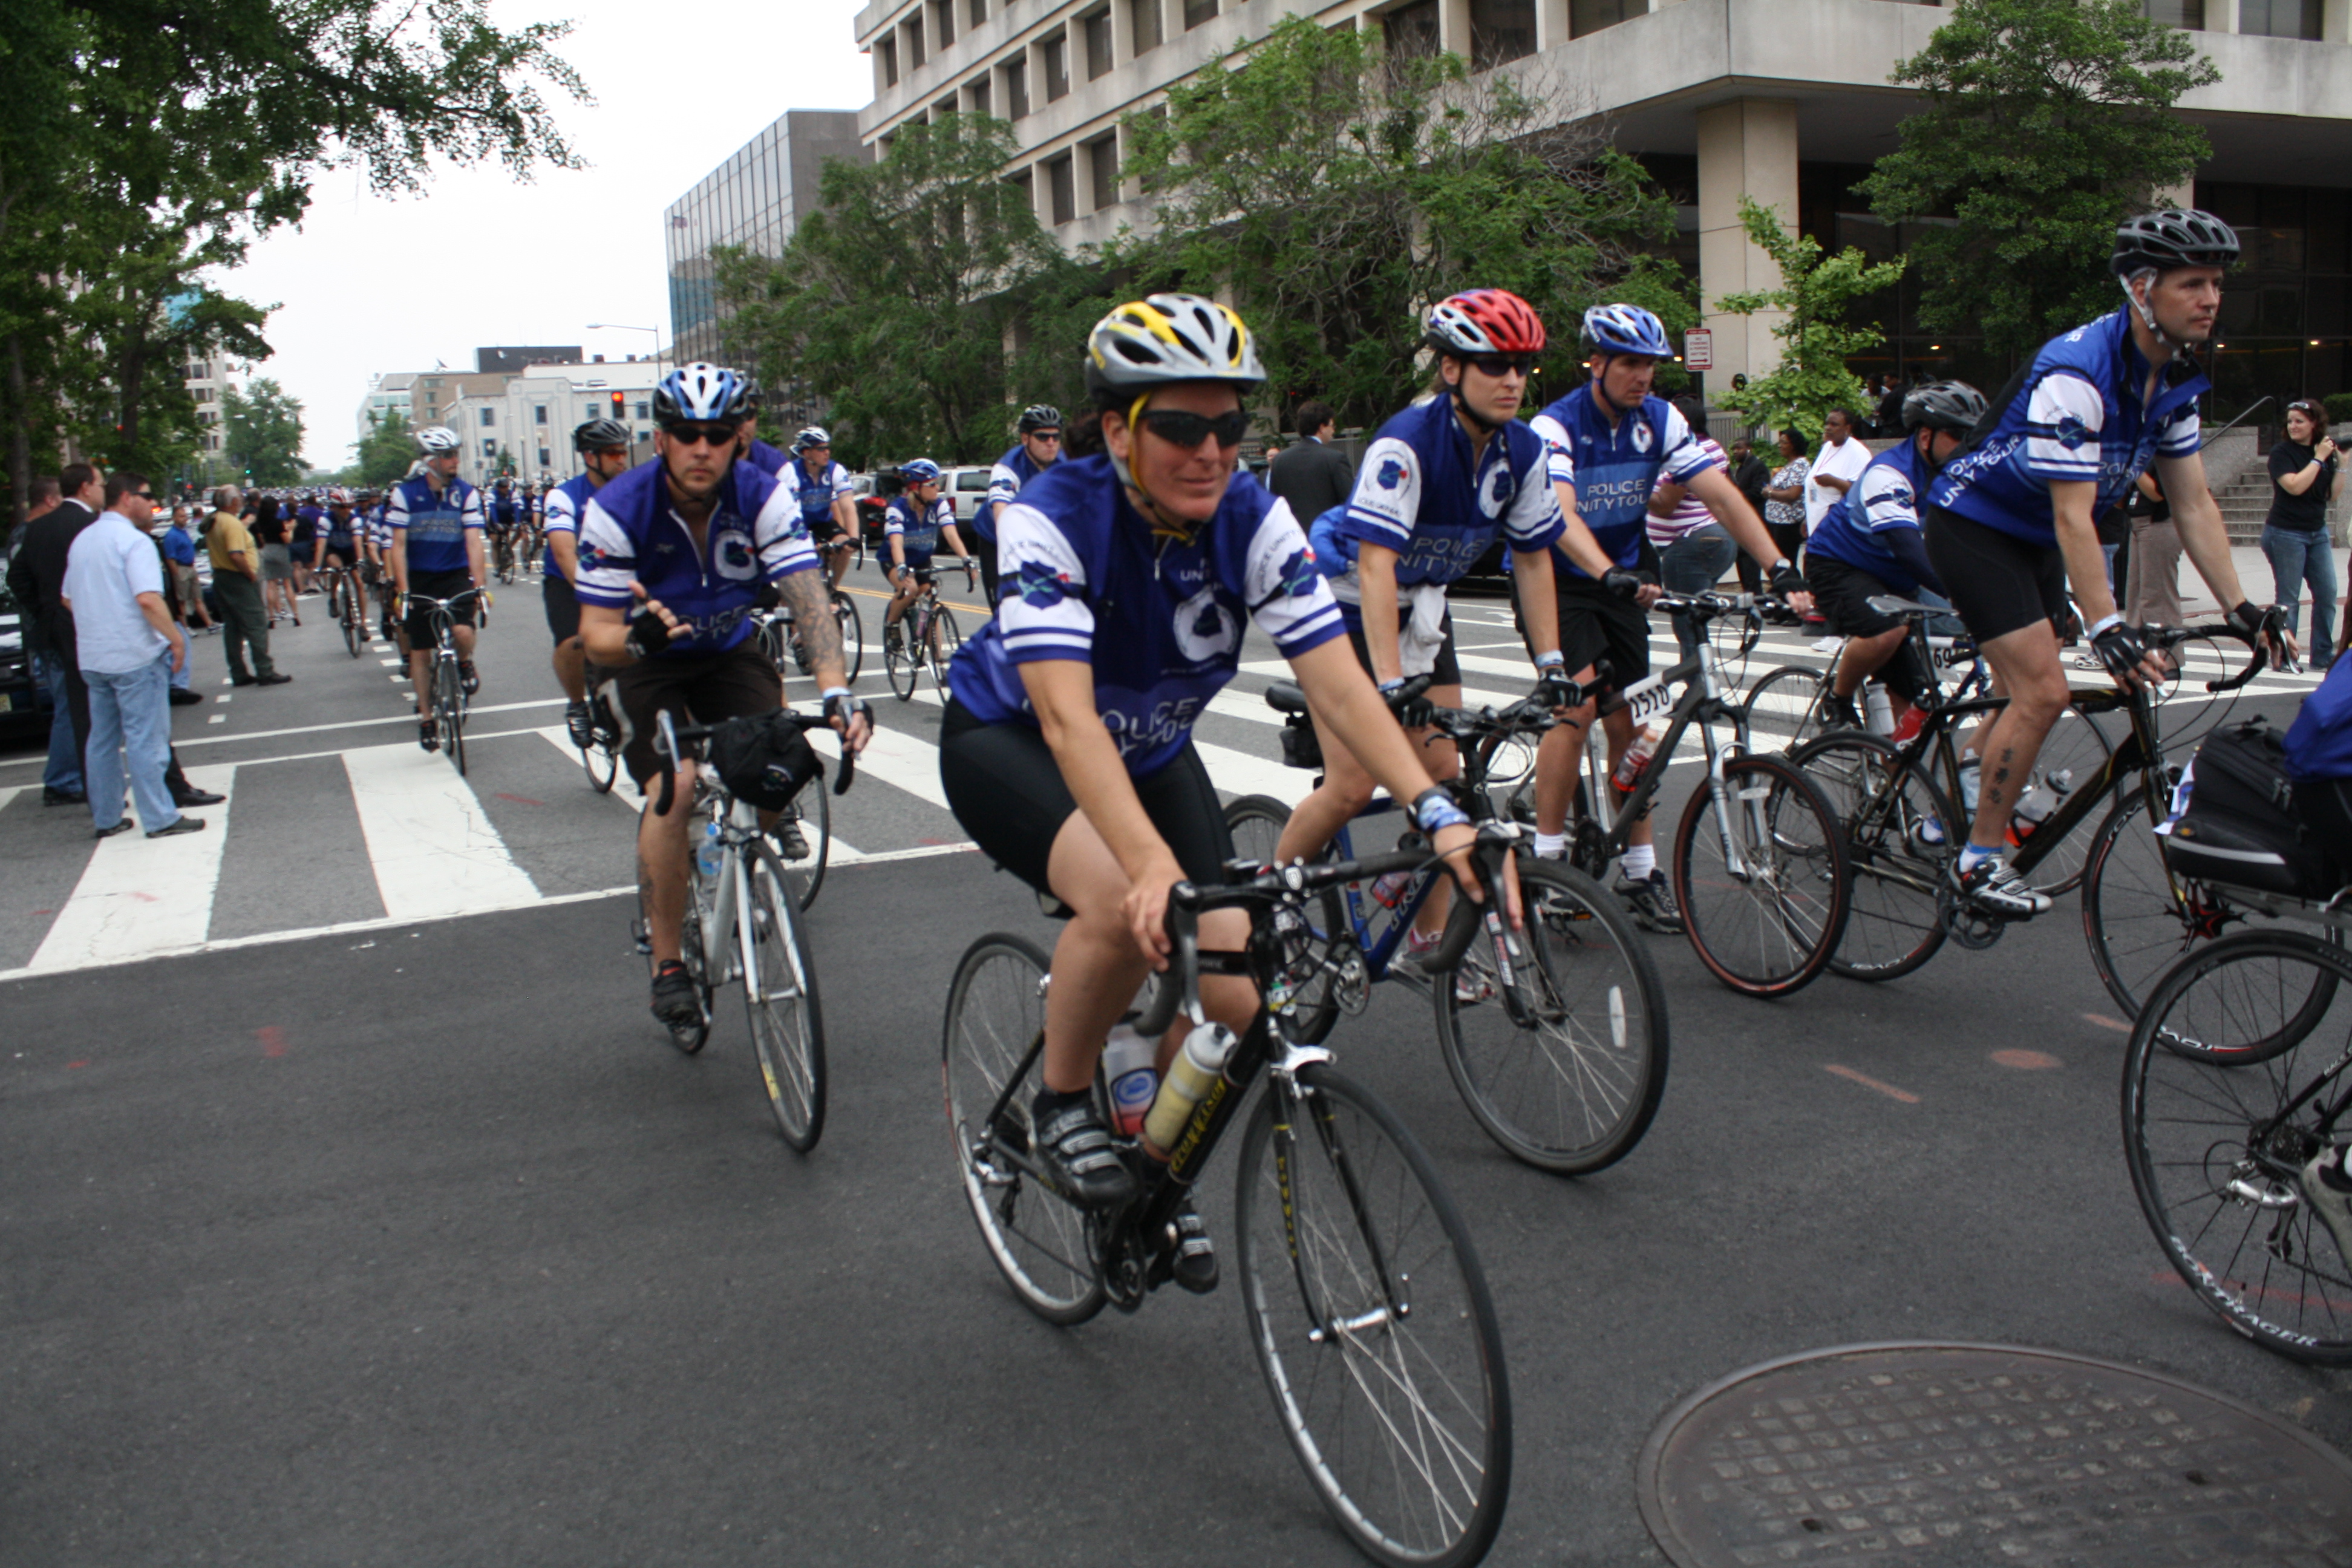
3, 566, 2345, 1566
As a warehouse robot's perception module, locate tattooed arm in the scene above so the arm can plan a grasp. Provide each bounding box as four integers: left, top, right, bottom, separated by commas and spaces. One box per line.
775, 564, 873, 751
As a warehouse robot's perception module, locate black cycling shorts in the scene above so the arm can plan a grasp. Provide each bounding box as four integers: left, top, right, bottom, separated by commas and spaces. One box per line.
401, 569, 480, 646
613, 640, 783, 789
1924, 506, 2066, 644
543, 572, 580, 644
809, 515, 848, 544
1806, 555, 1907, 639
1342, 606, 1462, 688
1524, 571, 1652, 690
939, 698, 1235, 899
891, 558, 938, 587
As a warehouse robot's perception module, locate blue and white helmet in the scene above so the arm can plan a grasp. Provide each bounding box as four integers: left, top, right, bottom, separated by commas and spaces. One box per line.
414, 425, 462, 456
792, 426, 832, 452
899, 459, 941, 485
653, 362, 751, 428
1581, 304, 1672, 359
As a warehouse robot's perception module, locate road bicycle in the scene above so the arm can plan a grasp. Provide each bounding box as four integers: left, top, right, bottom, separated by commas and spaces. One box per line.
638, 708, 854, 1150
576, 670, 622, 794
318, 563, 365, 658
884, 556, 975, 702
2120, 913, 2352, 1364
403, 587, 485, 777
489, 526, 521, 585
1499, 592, 1852, 998
1224, 679, 1668, 1176
754, 587, 864, 687
942, 837, 1516, 1566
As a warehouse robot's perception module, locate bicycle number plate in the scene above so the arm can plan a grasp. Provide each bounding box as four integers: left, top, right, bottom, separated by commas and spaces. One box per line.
1621, 673, 1673, 725
1928, 637, 1977, 668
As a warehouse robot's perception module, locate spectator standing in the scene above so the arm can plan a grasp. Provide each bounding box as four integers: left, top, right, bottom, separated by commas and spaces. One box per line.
1645, 434, 1740, 654
1726, 435, 1771, 594
1876, 374, 1907, 438
5, 475, 84, 804
60, 472, 200, 838
1804, 409, 1872, 649
160, 505, 212, 631
1761, 428, 1812, 621
207, 486, 289, 685
1266, 400, 1357, 524
2265, 399, 2344, 670
2125, 471, 2182, 627
252, 495, 297, 624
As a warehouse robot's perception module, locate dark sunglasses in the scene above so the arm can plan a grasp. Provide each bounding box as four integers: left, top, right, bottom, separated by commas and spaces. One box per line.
1140, 408, 1249, 449
589, 444, 629, 459
1029, 430, 1062, 442
1467, 354, 1536, 379
665, 422, 739, 449
134, 490, 155, 500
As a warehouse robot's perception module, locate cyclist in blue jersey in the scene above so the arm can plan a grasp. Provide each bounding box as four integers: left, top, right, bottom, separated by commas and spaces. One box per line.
1272, 289, 1569, 990
939, 295, 1494, 1252
774, 426, 860, 590
543, 417, 634, 745
975, 404, 1063, 607
1524, 303, 1804, 929
1924, 209, 2292, 918
319, 489, 362, 576
387, 427, 488, 748
575, 363, 872, 1030
881, 459, 972, 654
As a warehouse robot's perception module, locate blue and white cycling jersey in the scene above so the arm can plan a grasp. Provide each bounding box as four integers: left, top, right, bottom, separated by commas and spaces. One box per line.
385, 472, 484, 575
976, 444, 1053, 544
365, 500, 391, 554
1529, 388, 1720, 580
1928, 309, 2206, 549
573, 459, 820, 658
947, 454, 1345, 777
742, 438, 790, 477
1806, 440, 1942, 598
781, 456, 855, 534
1319, 394, 1561, 621
886, 494, 953, 566
540, 472, 601, 578
486, 488, 528, 528
324, 508, 356, 549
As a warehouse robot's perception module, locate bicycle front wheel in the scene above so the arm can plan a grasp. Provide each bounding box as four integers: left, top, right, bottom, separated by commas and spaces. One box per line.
941, 934, 1104, 1325
1223, 794, 1347, 1045
436, 658, 468, 777
1789, 731, 1955, 981
1434, 858, 1667, 1175
831, 590, 863, 684
2082, 786, 2230, 1019
340, 581, 364, 657
745, 844, 826, 1151
1236, 1065, 1511, 1568
885, 621, 917, 701
1741, 664, 1829, 753
777, 772, 831, 910
2123, 930, 2352, 1364
928, 606, 961, 695
1673, 754, 1849, 998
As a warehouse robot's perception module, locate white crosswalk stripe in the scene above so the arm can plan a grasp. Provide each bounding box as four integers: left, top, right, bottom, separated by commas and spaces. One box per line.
342, 740, 542, 921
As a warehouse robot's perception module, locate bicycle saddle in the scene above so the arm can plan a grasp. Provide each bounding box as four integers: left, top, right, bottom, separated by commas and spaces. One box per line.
1263, 681, 1310, 715
1866, 594, 1941, 619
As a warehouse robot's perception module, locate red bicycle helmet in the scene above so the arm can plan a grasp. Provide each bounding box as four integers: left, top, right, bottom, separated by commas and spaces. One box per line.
1424, 289, 1547, 357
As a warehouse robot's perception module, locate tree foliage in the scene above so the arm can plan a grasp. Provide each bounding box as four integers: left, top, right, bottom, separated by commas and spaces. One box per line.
714, 114, 1108, 469
1860, 0, 2216, 362
1116, 15, 1690, 430
350, 407, 416, 488
222, 377, 304, 485
1712, 199, 1907, 446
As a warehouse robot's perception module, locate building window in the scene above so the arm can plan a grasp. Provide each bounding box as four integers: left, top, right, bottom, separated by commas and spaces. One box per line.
1385, 0, 1440, 57
1469, 0, 1534, 68
1043, 33, 1070, 100
1046, 153, 1076, 225
1084, 8, 1113, 77
881, 34, 898, 85
904, 13, 925, 68
935, 96, 958, 121
479, 407, 496, 427
2238, 0, 2322, 35
538, 449, 552, 468
636, 402, 651, 420
969, 0, 987, 24
1183, 0, 1215, 30
1571, 0, 1640, 34
1129, 0, 1162, 56
482, 440, 497, 458
534, 405, 549, 425
968, 76, 991, 116
1007, 167, 1035, 220
1004, 56, 1029, 118
1087, 132, 1120, 212
932, 0, 955, 47
2141, 0, 2204, 24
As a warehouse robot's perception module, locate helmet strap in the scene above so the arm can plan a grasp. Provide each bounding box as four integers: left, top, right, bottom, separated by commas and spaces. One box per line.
1112, 390, 1203, 547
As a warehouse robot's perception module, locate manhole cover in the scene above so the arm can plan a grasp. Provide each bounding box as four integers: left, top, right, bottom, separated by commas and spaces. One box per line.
1636, 1341, 2352, 1566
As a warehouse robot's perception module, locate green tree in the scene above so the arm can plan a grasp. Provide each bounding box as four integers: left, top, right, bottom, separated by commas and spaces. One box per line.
352, 408, 417, 488
223, 378, 304, 485
1860, 0, 2216, 362
1711, 198, 1907, 447
1117, 15, 1688, 430
714, 114, 1105, 468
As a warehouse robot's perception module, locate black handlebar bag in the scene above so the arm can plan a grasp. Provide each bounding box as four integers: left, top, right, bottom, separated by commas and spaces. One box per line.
707, 710, 821, 812
2160, 719, 2342, 898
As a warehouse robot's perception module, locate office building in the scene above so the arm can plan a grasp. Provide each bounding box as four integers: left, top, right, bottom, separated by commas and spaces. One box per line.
476, 345, 584, 376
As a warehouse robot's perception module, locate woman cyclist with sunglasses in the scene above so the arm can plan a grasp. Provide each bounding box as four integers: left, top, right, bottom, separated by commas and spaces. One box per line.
937, 294, 1494, 1286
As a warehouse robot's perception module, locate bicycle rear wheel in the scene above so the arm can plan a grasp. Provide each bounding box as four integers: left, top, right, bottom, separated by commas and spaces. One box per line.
1741, 664, 1829, 752
1434, 858, 1667, 1174
941, 933, 1104, 1325
2011, 701, 2115, 897
1673, 754, 1850, 997
1789, 731, 1955, 981
831, 590, 863, 684
436, 658, 468, 777
745, 843, 826, 1151
928, 606, 961, 696
2123, 931, 2352, 1365
655, 883, 714, 1055
1235, 1065, 1511, 1568
1224, 794, 1347, 1045
885, 619, 917, 701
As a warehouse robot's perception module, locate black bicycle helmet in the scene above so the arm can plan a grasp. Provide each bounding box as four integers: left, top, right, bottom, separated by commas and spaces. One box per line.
573, 417, 630, 452
1901, 379, 1988, 436
1018, 403, 1063, 434
2111, 209, 2240, 278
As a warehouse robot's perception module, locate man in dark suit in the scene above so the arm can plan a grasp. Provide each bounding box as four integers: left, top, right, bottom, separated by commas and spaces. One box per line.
1266, 401, 1356, 524
7, 462, 222, 811
1726, 436, 1771, 593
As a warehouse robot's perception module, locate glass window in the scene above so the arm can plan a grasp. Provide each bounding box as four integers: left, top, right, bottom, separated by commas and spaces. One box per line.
2239, 0, 2323, 38
1088, 132, 1119, 211
1004, 56, 1029, 117
636, 402, 651, 420
969, 76, 991, 116
1469, 0, 1534, 68
969, 0, 986, 27
933, 0, 955, 47
2141, 0, 2204, 25
906, 13, 925, 68
1047, 153, 1076, 225
1044, 33, 1070, 100
479, 407, 495, 427
534, 405, 549, 425
538, 449, 552, 468
1385, 0, 1439, 57
881, 35, 898, 85
1183, 0, 1215, 29
1085, 9, 1113, 78
1572, 0, 1639, 34
1129, 0, 1161, 56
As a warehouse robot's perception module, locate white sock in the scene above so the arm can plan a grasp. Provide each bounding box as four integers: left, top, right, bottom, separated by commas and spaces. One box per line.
1959, 843, 1995, 874
1406, 927, 1441, 955
1621, 844, 1656, 881
1533, 832, 1567, 860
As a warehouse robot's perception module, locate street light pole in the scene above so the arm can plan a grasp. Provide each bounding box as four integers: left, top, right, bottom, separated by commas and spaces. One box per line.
585, 323, 665, 390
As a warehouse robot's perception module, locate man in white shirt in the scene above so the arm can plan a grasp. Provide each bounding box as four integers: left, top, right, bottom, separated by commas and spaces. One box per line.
1803, 407, 1873, 648
59, 471, 200, 839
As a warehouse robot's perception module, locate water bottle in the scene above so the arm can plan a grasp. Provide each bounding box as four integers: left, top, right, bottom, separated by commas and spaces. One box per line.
1958, 752, 1981, 814
1143, 1022, 1238, 1160
694, 818, 724, 881
2007, 768, 2071, 844
1612, 720, 1666, 795
1102, 1024, 1158, 1139
1863, 684, 1895, 737
1368, 832, 1423, 907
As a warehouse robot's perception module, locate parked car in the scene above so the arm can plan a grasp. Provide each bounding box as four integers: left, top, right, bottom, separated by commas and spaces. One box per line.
941, 465, 993, 528
0, 577, 50, 739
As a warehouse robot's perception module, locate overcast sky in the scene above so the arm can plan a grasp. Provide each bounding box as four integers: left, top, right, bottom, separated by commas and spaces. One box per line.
220, 1, 869, 466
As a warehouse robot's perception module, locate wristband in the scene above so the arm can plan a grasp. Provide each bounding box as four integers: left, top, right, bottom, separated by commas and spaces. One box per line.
2088, 612, 2124, 637
1377, 677, 1405, 696
1534, 650, 1564, 671
1412, 787, 1471, 834
821, 686, 853, 707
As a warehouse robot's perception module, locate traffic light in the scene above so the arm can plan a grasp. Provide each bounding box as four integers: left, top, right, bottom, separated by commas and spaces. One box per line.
610, 390, 626, 420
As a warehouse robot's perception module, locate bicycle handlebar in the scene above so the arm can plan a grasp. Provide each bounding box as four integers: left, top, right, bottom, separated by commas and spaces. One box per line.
651, 707, 859, 817
2145, 621, 2269, 693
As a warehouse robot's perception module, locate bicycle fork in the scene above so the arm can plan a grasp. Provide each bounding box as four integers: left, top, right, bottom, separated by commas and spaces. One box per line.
1267, 1047, 1411, 1342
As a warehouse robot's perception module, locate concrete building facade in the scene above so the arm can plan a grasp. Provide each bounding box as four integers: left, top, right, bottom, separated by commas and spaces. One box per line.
847, 0, 2352, 407
435, 359, 665, 489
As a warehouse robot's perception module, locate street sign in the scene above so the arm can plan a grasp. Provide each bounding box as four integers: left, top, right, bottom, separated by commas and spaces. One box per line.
1684, 328, 1713, 370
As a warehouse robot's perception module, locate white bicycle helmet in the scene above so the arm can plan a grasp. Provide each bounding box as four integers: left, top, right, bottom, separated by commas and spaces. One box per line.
654, 363, 751, 426
1084, 294, 1266, 402
414, 425, 462, 456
